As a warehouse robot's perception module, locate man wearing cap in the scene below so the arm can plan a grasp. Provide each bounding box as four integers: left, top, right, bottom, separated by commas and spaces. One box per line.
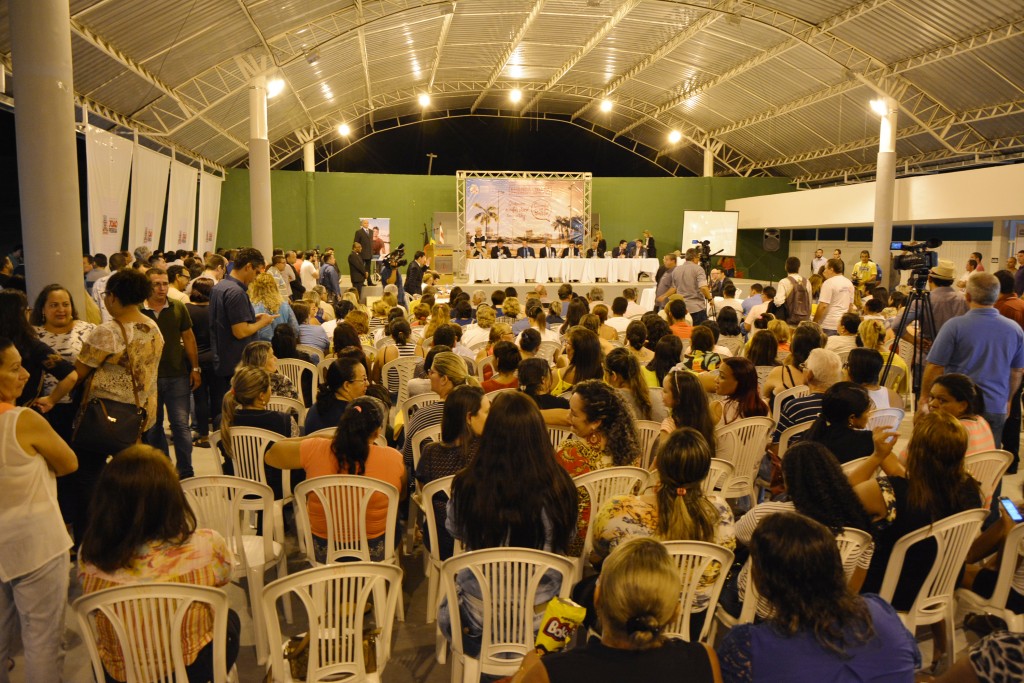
889, 259, 967, 342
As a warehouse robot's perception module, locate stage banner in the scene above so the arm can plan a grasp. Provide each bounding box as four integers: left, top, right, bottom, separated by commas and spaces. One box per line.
465, 177, 584, 244
128, 144, 170, 254
164, 161, 199, 252
197, 172, 223, 255
85, 126, 133, 255
360, 217, 391, 258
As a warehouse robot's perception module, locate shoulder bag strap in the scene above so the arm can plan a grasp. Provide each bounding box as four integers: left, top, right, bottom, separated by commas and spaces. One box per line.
114, 320, 143, 410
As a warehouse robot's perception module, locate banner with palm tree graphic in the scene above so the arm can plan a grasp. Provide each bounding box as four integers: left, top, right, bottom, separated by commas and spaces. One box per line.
465, 177, 585, 245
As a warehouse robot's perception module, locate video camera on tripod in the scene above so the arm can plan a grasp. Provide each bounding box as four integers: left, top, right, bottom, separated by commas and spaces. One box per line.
891, 238, 943, 289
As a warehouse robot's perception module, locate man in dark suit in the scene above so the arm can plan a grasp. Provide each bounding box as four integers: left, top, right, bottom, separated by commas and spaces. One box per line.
539, 239, 558, 258
643, 230, 656, 258
353, 219, 373, 283
561, 244, 581, 258
491, 238, 512, 259
348, 242, 367, 301
405, 250, 426, 298
612, 240, 629, 258
516, 240, 536, 259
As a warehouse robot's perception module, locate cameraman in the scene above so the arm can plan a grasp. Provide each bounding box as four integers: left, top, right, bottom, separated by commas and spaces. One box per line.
670, 248, 712, 325
889, 259, 967, 343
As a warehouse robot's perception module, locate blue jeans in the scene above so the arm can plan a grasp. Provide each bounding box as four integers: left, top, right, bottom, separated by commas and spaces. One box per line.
690, 310, 708, 326
146, 375, 194, 478
0, 553, 69, 683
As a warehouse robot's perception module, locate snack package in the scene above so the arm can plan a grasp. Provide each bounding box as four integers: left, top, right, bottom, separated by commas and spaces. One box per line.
535, 596, 586, 653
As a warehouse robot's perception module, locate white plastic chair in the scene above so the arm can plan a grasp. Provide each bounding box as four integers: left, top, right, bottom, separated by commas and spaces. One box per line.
476, 355, 496, 382
382, 356, 419, 410
223, 427, 293, 551
401, 392, 441, 432
75, 583, 234, 683
468, 340, 488, 355
835, 527, 875, 584
965, 449, 1013, 503
634, 419, 662, 470
207, 430, 224, 475
771, 384, 809, 425
267, 395, 307, 430
715, 417, 774, 502
536, 340, 560, 364
278, 358, 317, 407
547, 426, 573, 451
408, 425, 443, 553
754, 366, 774, 392
316, 357, 336, 383
440, 548, 576, 682
878, 508, 987, 673
866, 407, 904, 432
701, 458, 735, 496
572, 466, 650, 576
662, 540, 735, 642
262, 563, 403, 683
777, 421, 813, 459
296, 344, 324, 364
484, 387, 519, 399
421, 475, 456, 624
306, 429, 387, 449
840, 455, 878, 478
182, 475, 289, 666
956, 521, 1024, 632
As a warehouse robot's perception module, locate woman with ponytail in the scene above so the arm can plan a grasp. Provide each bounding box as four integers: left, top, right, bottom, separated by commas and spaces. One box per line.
510, 538, 720, 683
803, 381, 878, 464
266, 396, 405, 562
603, 347, 663, 422
857, 318, 908, 395
302, 356, 368, 434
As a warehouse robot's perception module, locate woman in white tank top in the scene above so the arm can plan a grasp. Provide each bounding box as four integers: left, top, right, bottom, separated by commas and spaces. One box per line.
845, 348, 901, 411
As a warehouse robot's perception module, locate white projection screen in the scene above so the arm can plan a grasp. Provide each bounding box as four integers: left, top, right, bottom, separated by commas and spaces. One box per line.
682, 210, 739, 255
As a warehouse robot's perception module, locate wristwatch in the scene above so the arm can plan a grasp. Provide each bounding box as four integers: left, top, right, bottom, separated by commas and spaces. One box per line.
191, 368, 201, 374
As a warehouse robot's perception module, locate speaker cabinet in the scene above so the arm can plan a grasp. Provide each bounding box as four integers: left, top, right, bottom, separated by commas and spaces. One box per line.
763, 229, 781, 252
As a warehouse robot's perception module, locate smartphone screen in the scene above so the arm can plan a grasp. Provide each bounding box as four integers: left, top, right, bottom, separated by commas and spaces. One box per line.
1000, 497, 1023, 523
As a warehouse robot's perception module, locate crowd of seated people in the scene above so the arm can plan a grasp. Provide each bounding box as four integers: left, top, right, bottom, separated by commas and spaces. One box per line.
5, 241, 1024, 683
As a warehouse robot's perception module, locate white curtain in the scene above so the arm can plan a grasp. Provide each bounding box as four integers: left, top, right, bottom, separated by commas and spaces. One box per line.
128, 145, 170, 254
164, 161, 199, 252
85, 126, 133, 255
197, 172, 223, 255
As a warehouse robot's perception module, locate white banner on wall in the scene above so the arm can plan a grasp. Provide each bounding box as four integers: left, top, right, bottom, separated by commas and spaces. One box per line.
128, 145, 170, 254
197, 172, 223, 255
85, 126, 134, 255
164, 161, 199, 252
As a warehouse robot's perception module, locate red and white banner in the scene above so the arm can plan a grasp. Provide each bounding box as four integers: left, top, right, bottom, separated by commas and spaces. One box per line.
128, 144, 170, 254
164, 161, 199, 252
85, 126, 133, 255
197, 172, 223, 255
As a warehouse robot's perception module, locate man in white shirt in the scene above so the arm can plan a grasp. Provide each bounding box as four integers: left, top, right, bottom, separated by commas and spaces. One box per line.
815, 258, 855, 335
713, 282, 744, 316
300, 250, 319, 291
744, 285, 776, 332
622, 287, 645, 317
774, 257, 813, 324
92, 251, 130, 322
607, 297, 632, 333
824, 312, 861, 353
166, 264, 190, 303
810, 248, 827, 275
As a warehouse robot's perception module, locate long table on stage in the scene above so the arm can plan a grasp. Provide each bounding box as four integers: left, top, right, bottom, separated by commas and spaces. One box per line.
466, 257, 658, 284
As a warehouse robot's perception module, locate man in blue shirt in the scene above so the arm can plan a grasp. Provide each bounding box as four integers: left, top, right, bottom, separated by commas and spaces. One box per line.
921, 271, 1024, 439
741, 283, 764, 318
208, 247, 277, 420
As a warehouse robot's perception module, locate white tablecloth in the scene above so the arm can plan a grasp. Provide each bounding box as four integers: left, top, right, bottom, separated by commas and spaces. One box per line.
467, 257, 658, 283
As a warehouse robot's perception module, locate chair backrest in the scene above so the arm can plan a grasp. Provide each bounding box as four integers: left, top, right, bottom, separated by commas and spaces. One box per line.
840, 455, 875, 477
715, 417, 775, 499
267, 396, 307, 429
262, 563, 402, 683
967, 521, 1024, 617
476, 355, 497, 381
771, 384, 809, 425
421, 475, 455, 567
382, 356, 419, 407
293, 475, 400, 564
882, 364, 906, 392
701, 458, 735, 496
207, 431, 224, 475
964, 449, 1013, 503
547, 426, 573, 450
866, 407, 905, 432
778, 421, 813, 459
401, 392, 440, 432
439, 548, 575, 672
661, 540, 736, 642
878, 508, 987, 620
316, 357, 335, 383
835, 527, 874, 583
277, 358, 317, 406
224, 426, 278, 486
468, 340, 488, 354
484, 387, 519, 399
75, 583, 231, 683
296, 344, 323, 364
411, 424, 443, 471
634, 420, 662, 470
536, 341, 560, 364
573, 467, 650, 562
182, 475, 276, 567
361, 343, 377, 360
754, 365, 774, 391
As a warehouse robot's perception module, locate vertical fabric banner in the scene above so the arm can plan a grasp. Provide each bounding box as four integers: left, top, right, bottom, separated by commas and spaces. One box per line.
197, 172, 223, 255
85, 126, 133, 255
128, 145, 170, 254
164, 160, 199, 252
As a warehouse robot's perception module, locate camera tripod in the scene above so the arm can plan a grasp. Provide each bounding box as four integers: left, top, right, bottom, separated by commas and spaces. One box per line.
881, 275, 935, 407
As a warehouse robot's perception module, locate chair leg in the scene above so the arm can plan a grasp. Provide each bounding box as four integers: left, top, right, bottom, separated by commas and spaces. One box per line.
462, 655, 480, 683
435, 628, 448, 665
248, 569, 269, 666
425, 564, 438, 624
944, 609, 956, 673
276, 553, 293, 625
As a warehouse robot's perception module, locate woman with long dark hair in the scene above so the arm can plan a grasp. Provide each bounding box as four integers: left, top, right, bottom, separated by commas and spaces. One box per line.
714, 357, 769, 425
717, 513, 920, 681
551, 327, 603, 396
716, 307, 744, 358
559, 296, 590, 335
660, 370, 717, 455
186, 278, 215, 448
645, 334, 683, 387
415, 385, 488, 560
845, 347, 901, 410
79, 445, 239, 682
439, 392, 578, 657
803, 381, 876, 464
604, 347, 661, 421
744, 329, 779, 367
303, 356, 368, 434
266, 396, 406, 562
761, 323, 824, 399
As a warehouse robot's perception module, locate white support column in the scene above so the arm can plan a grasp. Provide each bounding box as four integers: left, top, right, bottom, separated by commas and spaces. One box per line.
303, 141, 315, 172
10, 0, 86, 306
872, 97, 897, 287
703, 146, 714, 177
303, 142, 316, 250
249, 75, 273, 258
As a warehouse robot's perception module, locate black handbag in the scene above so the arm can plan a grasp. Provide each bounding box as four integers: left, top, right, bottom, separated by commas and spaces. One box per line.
71, 320, 147, 455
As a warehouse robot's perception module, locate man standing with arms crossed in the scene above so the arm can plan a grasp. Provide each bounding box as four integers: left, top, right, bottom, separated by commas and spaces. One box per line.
142, 268, 201, 479
814, 258, 855, 336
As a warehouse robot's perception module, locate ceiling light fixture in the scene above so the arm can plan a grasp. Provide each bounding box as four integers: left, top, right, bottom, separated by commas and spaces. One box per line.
509, 88, 522, 103
338, 123, 351, 136
266, 78, 285, 98
418, 92, 431, 107
668, 130, 682, 144
599, 99, 613, 112
305, 49, 320, 66
869, 98, 888, 116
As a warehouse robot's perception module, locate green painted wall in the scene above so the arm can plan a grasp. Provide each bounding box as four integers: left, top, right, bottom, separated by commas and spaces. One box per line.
218, 171, 793, 278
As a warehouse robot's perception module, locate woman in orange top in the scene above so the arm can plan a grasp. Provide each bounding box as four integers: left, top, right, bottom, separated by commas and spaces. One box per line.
266, 396, 406, 562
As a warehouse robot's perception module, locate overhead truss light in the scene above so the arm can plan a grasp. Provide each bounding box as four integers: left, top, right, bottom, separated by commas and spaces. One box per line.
509, 88, 522, 103
599, 99, 613, 112
418, 92, 431, 107
869, 98, 888, 116
668, 130, 682, 144
338, 123, 351, 136
266, 78, 285, 98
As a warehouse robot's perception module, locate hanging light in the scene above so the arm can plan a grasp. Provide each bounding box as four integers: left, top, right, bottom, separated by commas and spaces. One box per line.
418, 92, 431, 107
599, 99, 613, 112
338, 123, 351, 136
509, 88, 523, 103
668, 130, 682, 143
869, 98, 888, 116
266, 78, 285, 98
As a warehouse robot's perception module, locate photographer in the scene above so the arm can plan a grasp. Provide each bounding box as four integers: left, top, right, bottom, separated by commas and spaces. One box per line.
889, 259, 967, 342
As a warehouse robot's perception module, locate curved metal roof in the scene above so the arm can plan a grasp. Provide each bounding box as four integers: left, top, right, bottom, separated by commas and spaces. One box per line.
3, 0, 1023, 185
